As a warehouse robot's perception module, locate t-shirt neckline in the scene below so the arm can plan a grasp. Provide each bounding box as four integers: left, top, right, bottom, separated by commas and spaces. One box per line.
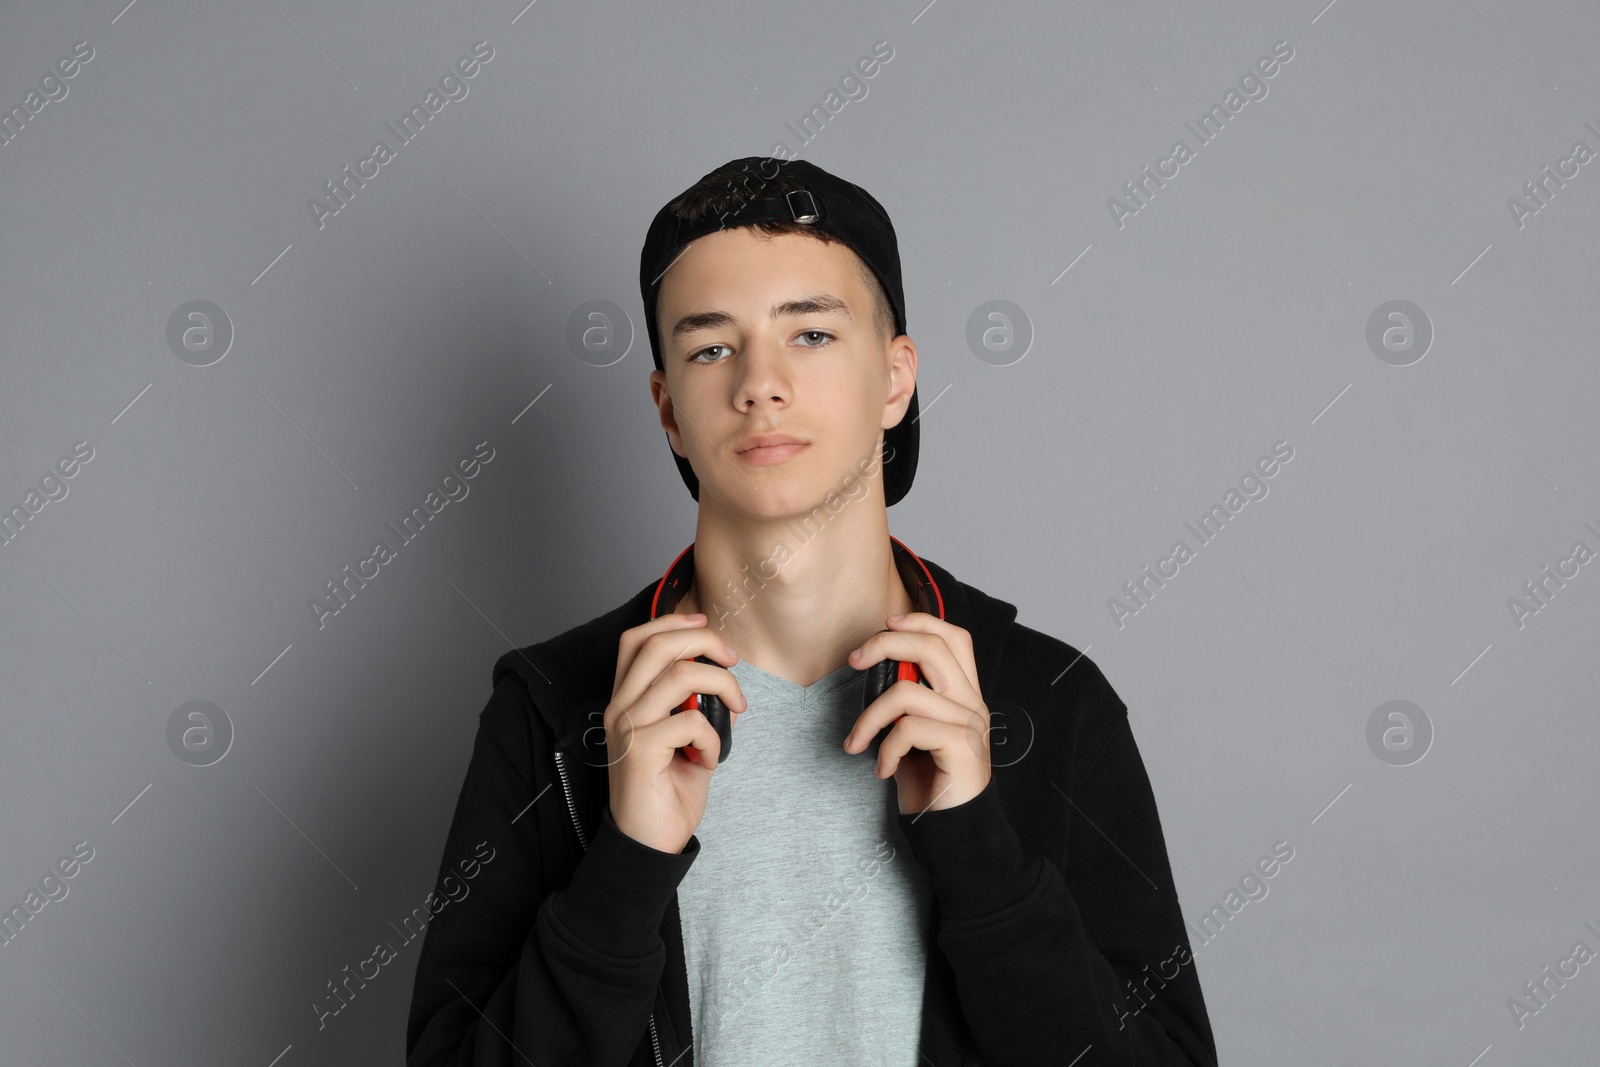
730, 657, 863, 699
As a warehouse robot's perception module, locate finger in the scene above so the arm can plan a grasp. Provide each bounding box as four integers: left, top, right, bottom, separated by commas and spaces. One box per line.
621, 657, 748, 735
843, 680, 970, 754
643, 707, 725, 768
877, 714, 973, 779
848, 625, 973, 705
610, 654, 744, 741
880, 613, 980, 691
613, 625, 739, 719
615, 612, 709, 692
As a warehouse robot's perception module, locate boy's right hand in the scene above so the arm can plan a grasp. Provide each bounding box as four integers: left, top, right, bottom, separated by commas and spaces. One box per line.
604, 612, 747, 854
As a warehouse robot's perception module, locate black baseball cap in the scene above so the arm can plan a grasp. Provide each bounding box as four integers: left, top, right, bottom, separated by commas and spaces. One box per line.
638, 156, 919, 507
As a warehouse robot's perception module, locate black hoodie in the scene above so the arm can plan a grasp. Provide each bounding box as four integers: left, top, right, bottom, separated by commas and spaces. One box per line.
404, 549, 1218, 1066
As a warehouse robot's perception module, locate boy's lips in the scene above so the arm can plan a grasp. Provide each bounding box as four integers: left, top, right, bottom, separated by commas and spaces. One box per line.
735, 432, 806, 453
736, 441, 809, 466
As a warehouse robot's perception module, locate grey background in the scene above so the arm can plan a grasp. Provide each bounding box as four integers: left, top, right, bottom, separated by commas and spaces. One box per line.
2, 0, 1597, 1063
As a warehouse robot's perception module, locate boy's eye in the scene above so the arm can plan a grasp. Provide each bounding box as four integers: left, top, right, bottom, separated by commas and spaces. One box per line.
689, 331, 834, 362
689, 344, 731, 363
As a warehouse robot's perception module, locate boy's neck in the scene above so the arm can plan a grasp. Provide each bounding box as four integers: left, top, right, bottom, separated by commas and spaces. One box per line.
676, 506, 916, 690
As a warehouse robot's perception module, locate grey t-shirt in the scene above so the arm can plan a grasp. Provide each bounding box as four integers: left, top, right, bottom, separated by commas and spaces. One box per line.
676, 657, 934, 1066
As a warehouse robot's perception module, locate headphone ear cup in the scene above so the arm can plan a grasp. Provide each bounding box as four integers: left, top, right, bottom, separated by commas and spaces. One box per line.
861, 657, 902, 753
862, 658, 900, 708
699, 690, 732, 762
673, 655, 734, 763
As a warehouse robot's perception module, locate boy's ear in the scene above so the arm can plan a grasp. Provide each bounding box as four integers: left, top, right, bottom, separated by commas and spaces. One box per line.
882, 335, 918, 428
650, 369, 688, 458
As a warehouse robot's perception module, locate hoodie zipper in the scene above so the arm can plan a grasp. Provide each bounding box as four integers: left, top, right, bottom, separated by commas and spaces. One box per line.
552, 748, 591, 850
553, 748, 667, 1067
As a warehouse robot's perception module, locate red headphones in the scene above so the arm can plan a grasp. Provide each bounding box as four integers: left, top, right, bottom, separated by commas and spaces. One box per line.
648, 535, 945, 764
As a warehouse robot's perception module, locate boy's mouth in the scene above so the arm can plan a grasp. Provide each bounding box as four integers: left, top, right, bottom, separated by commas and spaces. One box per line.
736, 441, 809, 465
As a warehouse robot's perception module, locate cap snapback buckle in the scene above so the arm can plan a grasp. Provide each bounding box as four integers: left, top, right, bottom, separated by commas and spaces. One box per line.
785, 188, 820, 224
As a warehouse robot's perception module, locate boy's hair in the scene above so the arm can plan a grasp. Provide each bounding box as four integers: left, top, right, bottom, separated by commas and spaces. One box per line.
662, 162, 898, 347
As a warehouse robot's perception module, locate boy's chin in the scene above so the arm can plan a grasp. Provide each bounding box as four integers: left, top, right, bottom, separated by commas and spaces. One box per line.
705, 476, 825, 518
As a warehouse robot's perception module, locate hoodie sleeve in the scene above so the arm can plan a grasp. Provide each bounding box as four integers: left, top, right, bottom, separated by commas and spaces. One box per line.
405, 674, 699, 1067
896, 703, 1218, 1066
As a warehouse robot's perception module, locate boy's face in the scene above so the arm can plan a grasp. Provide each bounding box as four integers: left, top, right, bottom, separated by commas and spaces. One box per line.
649, 227, 916, 518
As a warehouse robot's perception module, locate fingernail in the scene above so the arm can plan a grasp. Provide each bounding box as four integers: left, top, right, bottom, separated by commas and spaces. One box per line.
887, 613, 905, 622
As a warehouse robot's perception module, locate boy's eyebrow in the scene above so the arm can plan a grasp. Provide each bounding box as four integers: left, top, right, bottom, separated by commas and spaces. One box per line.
670, 293, 854, 340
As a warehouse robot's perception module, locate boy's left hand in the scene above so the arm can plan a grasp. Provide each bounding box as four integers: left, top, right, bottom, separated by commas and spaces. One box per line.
843, 613, 991, 815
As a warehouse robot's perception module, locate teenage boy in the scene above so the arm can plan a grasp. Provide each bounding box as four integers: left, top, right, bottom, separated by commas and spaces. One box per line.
405, 157, 1217, 1066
